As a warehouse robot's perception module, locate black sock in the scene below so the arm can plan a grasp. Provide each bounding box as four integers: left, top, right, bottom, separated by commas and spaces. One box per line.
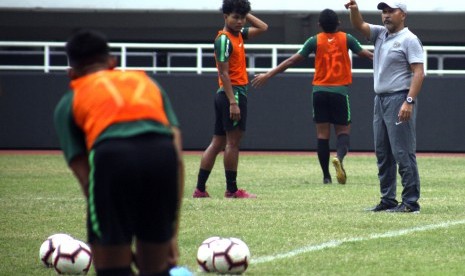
336, 134, 350, 161
96, 267, 132, 276
317, 139, 331, 178
139, 267, 170, 276
196, 169, 211, 192
225, 170, 238, 193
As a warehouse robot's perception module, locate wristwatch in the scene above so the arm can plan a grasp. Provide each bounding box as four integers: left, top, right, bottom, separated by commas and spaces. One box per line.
406, 96, 415, 104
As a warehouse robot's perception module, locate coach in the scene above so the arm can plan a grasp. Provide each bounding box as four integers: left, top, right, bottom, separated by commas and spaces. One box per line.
346, 0, 425, 213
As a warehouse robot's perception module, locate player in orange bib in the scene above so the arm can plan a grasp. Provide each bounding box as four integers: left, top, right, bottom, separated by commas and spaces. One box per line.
54, 29, 184, 276
193, 0, 268, 198
252, 9, 373, 185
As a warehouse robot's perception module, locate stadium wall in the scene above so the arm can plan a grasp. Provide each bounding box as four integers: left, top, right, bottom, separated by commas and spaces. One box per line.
0, 72, 463, 152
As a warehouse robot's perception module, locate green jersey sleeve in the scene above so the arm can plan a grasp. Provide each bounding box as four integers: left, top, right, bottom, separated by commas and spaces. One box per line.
53, 91, 87, 164
215, 34, 233, 63
241, 27, 249, 40
297, 35, 317, 57
347, 33, 363, 54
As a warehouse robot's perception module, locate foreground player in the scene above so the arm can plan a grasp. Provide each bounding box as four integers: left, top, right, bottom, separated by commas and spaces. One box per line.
252, 9, 372, 184
193, 0, 268, 198
54, 29, 184, 275
346, 0, 424, 213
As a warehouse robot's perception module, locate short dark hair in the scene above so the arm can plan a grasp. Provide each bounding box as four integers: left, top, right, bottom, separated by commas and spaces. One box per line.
319, 9, 339, 33
221, 0, 251, 16
65, 29, 110, 69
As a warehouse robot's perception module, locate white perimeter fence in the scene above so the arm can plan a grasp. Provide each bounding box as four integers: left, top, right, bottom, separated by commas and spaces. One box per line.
1, 42, 465, 76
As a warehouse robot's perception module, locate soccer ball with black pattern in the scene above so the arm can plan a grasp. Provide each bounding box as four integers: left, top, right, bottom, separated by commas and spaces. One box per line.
211, 237, 250, 275
196, 236, 221, 272
39, 233, 74, 267
52, 239, 92, 275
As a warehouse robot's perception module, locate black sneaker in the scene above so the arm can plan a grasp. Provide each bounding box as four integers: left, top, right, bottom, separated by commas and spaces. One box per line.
386, 203, 420, 214
367, 201, 398, 212
323, 177, 332, 184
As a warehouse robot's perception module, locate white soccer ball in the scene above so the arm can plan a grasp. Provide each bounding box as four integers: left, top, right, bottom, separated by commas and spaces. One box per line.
39, 233, 74, 267
52, 239, 92, 275
196, 236, 221, 272
212, 237, 250, 275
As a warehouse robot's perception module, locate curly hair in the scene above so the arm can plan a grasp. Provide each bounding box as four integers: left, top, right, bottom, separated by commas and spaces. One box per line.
221, 0, 251, 16
66, 29, 110, 68
319, 9, 339, 33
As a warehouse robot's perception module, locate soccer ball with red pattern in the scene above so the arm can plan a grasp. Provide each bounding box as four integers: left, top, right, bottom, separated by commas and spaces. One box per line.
211, 237, 250, 274
39, 233, 74, 267
52, 239, 92, 275
196, 236, 221, 272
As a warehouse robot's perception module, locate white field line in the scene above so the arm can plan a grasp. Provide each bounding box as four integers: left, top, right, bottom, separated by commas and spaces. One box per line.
251, 219, 465, 265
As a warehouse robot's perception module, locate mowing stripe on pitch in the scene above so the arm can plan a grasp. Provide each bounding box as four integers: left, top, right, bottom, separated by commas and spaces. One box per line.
251, 219, 465, 265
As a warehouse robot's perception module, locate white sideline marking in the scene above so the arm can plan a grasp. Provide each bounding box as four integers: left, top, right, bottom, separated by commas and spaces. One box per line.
251, 219, 465, 265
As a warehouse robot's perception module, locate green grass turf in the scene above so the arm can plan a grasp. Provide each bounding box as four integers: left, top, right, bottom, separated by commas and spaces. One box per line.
1, 152, 464, 275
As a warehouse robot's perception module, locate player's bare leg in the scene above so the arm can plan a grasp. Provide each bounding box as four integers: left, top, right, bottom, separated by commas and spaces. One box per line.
194, 135, 226, 197
200, 135, 226, 171
90, 244, 133, 275
224, 128, 242, 172
224, 128, 255, 198
135, 240, 173, 275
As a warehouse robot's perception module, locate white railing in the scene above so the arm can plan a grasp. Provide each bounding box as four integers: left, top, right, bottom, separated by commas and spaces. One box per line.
1, 41, 465, 75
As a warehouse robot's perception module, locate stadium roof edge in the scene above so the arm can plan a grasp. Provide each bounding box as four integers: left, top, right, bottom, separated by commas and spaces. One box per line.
1, 0, 465, 13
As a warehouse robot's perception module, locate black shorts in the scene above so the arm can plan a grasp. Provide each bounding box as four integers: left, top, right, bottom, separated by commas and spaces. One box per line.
87, 132, 178, 245
313, 91, 351, 125
214, 92, 247, 135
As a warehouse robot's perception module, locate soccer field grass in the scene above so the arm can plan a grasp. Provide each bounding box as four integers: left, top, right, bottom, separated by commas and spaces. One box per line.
1, 152, 465, 275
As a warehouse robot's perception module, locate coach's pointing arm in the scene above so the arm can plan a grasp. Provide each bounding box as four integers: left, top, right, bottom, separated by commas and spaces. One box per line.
346, 1, 371, 39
